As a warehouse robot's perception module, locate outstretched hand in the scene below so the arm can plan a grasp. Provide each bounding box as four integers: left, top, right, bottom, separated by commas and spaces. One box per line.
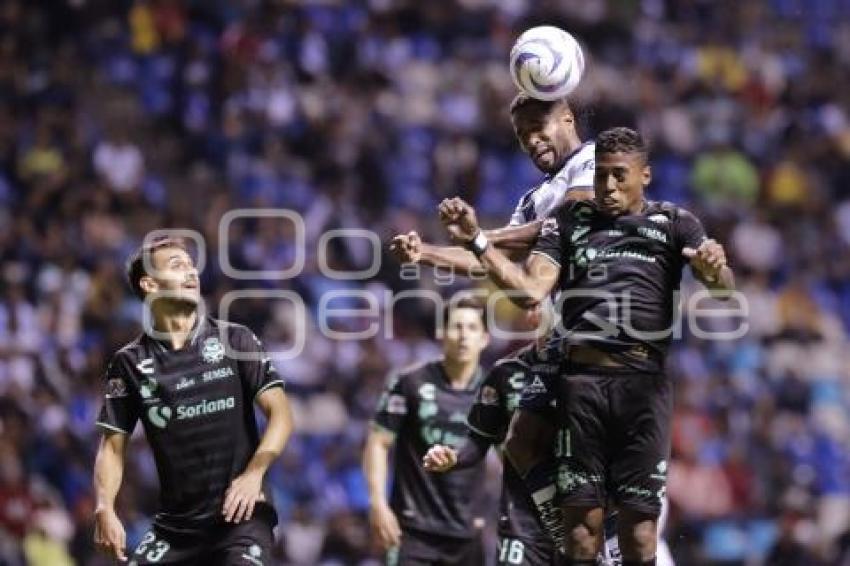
389, 231, 423, 264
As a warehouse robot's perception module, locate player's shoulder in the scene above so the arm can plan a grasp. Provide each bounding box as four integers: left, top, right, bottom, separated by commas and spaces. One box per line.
110, 334, 147, 364
555, 141, 595, 175
645, 200, 699, 223
483, 352, 531, 386
514, 183, 541, 213
391, 359, 441, 386
207, 317, 248, 334
207, 317, 261, 344
570, 140, 595, 164
492, 347, 533, 373
550, 197, 596, 221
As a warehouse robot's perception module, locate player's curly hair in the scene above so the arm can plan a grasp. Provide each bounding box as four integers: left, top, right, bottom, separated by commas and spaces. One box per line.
126, 235, 193, 299
595, 127, 648, 161
509, 92, 591, 138
509, 92, 571, 116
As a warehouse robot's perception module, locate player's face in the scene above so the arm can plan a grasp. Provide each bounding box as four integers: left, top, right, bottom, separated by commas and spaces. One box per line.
594, 151, 651, 216
442, 307, 489, 364
142, 247, 201, 306
512, 104, 574, 173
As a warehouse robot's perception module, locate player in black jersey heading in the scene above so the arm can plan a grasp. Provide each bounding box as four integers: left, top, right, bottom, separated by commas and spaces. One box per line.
93, 236, 293, 565
362, 294, 490, 565
438, 128, 734, 565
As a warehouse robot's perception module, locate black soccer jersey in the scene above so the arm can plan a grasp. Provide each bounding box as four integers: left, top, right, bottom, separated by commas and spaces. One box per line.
532, 199, 707, 372
372, 360, 485, 538
466, 345, 554, 543
96, 316, 284, 532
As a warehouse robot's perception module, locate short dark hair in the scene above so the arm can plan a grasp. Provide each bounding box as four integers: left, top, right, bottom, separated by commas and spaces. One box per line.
509, 92, 571, 117
443, 291, 488, 331
595, 127, 648, 161
126, 235, 191, 299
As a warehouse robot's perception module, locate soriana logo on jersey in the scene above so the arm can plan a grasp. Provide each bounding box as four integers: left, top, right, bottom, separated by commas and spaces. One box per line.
147, 396, 236, 429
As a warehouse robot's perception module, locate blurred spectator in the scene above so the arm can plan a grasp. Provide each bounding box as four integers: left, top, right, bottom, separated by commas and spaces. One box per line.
92, 124, 145, 194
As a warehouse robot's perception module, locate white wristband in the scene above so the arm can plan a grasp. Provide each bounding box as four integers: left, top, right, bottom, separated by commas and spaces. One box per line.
467, 231, 489, 257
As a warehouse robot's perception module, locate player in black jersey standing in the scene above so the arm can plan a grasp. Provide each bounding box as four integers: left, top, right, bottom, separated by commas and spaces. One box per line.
423, 338, 563, 566
93, 236, 293, 564
362, 294, 490, 565
438, 128, 734, 565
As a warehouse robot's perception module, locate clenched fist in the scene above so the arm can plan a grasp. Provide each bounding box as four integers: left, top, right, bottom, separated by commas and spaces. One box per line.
683, 239, 727, 282
422, 444, 458, 473
389, 231, 423, 264
438, 198, 480, 244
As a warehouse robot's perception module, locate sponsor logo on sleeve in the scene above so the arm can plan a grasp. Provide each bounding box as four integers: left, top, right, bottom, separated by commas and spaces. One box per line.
241, 543, 264, 566
106, 378, 128, 398
541, 217, 559, 237
479, 385, 499, 406
387, 394, 407, 415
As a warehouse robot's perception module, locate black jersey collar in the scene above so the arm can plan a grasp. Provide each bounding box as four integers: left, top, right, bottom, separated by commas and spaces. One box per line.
437, 360, 483, 391
147, 313, 208, 351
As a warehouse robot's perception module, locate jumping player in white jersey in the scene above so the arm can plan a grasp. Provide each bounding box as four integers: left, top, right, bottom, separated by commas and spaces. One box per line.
392, 94, 599, 565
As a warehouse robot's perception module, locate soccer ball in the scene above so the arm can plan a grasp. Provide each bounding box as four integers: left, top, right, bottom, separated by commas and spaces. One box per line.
509, 26, 585, 101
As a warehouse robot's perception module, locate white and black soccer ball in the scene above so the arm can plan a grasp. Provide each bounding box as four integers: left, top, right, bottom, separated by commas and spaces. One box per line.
509, 26, 585, 101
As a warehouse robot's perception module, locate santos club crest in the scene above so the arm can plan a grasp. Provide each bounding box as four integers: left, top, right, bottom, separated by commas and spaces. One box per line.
202, 336, 226, 364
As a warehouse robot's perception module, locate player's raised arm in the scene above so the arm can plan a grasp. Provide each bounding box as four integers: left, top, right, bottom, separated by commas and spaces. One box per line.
93, 431, 129, 562
683, 239, 735, 296
389, 220, 543, 277
673, 208, 736, 297
438, 198, 560, 308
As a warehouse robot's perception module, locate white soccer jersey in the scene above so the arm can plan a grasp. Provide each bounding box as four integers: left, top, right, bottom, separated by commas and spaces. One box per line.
508, 141, 595, 226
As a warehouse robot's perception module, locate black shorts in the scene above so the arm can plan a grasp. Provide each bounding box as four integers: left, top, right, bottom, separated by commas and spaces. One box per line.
496, 534, 562, 566
555, 372, 671, 515
387, 528, 483, 566
515, 347, 559, 416
130, 507, 276, 565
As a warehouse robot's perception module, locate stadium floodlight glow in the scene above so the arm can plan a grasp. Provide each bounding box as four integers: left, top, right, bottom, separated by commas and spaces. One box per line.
218, 208, 306, 280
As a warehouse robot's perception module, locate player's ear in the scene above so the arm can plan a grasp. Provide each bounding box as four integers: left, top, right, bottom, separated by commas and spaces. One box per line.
642, 164, 652, 188
139, 275, 157, 296
479, 330, 490, 349
560, 108, 575, 128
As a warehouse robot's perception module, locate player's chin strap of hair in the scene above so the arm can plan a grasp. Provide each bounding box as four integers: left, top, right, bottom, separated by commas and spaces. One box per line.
465, 231, 489, 257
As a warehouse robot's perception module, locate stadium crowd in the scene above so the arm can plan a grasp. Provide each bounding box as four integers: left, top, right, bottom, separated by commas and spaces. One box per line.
0, 0, 849, 564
